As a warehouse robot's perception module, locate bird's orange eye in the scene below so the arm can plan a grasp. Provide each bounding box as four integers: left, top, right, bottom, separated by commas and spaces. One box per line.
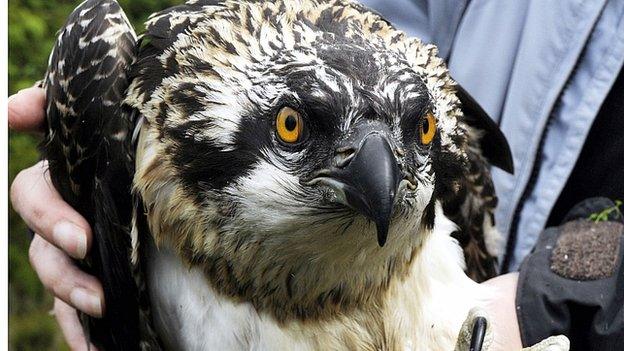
276, 107, 303, 143
420, 112, 436, 145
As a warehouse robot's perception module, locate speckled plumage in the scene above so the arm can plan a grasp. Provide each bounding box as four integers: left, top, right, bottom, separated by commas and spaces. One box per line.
41, 1, 141, 349
42, 0, 513, 349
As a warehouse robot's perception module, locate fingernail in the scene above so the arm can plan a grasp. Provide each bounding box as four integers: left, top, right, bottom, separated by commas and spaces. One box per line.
53, 221, 87, 259
70, 288, 102, 318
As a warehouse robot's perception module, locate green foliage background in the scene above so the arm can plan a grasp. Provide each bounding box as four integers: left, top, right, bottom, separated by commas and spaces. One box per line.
8, 1, 179, 349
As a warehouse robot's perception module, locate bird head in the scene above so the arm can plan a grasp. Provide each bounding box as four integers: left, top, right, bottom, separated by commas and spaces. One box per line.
217, 48, 449, 247
129, 0, 473, 320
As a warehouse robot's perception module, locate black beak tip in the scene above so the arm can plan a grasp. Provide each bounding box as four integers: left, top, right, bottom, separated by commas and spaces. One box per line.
318, 129, 400, 247
375, 221, 389, 247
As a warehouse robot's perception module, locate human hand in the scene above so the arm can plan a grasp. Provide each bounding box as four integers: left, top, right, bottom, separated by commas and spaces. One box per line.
9, 87, 103, 350
454, 273, 523, 350
472, 273, 568, 351
481, 273, 523, 351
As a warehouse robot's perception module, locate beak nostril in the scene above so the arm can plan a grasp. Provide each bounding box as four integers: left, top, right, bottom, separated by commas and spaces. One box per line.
309, 133, 400, 246
334, 147, 356, 168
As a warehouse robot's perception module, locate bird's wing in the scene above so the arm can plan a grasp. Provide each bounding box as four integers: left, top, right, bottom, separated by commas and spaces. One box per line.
41, 0, 146, 349
444, 85, 514, 281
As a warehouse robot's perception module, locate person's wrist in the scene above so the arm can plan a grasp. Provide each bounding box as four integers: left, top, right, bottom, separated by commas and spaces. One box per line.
481, 273, 523, 351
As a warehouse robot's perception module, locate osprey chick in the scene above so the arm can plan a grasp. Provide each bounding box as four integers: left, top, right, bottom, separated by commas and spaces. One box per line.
42, 0, 513, 350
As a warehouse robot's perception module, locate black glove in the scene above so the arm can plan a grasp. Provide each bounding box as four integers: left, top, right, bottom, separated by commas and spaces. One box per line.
516, 197, 624, 351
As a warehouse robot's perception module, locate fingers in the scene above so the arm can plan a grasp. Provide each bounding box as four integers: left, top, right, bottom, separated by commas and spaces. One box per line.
54, 298, 99, 351
30, 234, 104, 318
10, 160, 92, 259
8, 87, 46, 132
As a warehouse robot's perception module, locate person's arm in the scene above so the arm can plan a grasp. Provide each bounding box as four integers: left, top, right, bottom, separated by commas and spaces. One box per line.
9, 87, 102, 351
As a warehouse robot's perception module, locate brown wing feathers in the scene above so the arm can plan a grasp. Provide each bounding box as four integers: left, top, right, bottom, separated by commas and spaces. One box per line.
41, 0, 141, 349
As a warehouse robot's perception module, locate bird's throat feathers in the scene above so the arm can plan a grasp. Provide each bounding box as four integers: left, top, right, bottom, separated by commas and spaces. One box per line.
144, 206, 482, 350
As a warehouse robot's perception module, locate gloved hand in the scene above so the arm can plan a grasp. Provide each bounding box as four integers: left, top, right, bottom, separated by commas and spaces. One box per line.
456, 197, 623, 351
516, 198, 624, 350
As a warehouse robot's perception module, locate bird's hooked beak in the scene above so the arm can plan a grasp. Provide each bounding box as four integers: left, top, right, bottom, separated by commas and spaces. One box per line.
305, 123, 401, 246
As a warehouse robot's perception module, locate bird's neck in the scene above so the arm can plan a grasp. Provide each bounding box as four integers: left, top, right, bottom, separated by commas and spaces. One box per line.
148, 205, 486, 350
290, 211, 486, 350
174, 201, 484, 323
378, 213, 488, 349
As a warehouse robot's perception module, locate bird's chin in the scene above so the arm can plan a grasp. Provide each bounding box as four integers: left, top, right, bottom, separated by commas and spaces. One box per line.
304, 178, 421, 247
